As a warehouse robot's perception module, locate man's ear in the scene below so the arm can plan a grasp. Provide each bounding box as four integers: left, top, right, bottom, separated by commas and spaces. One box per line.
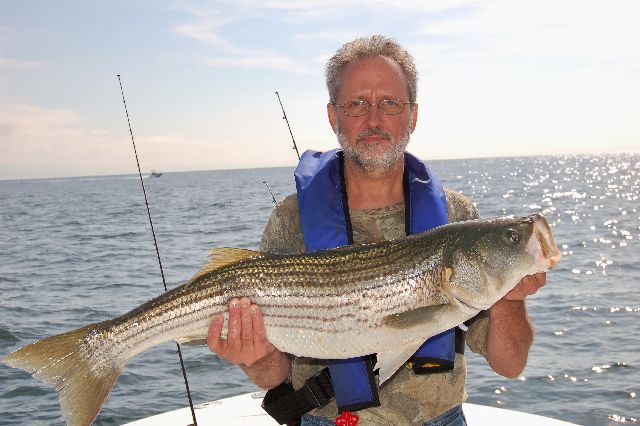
410, 103, 418, 133
327, 103, 338, 134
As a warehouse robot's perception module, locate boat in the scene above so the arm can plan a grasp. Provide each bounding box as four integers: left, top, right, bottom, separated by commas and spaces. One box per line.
123, 391, 579, 425
151, 171, 163, 178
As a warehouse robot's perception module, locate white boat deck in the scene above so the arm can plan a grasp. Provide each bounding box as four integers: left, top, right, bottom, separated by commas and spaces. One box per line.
123, 392, 579, 425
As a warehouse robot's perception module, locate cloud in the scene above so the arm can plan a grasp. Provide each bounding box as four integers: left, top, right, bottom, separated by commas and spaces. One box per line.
172, 0, 638, 74
203, 54, 312, 73
0, 104, 80, 136
173, 4, 312, 72
0, 103, 128, 180
0, 25, 16, 43
294, 31, 358, 42
203, 0, 475, 15
170, 1, 480, 72
0, 26, 44, 88
0, 104, 216, 180
413, 0, 640, 70
0, 102, 294, 180
0, 58, 40, 69
174, 23, 238, 51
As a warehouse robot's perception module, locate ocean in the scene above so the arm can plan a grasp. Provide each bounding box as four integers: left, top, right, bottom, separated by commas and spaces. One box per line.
0, 154, 638, 425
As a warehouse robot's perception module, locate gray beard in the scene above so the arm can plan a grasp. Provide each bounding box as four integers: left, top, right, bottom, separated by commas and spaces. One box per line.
337, 124, 411, 175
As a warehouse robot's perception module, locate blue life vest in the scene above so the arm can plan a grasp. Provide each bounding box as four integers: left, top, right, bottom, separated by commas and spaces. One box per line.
294, 149, 455, 413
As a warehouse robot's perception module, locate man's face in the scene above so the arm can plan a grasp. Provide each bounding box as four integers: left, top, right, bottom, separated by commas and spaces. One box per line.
328, 56, 418, 175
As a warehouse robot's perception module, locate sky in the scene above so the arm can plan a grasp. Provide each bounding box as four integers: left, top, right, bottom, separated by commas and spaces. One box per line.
1, 0, 639, 180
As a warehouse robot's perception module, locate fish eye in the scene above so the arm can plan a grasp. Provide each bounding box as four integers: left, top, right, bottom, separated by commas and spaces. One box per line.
507, 229, 520, 243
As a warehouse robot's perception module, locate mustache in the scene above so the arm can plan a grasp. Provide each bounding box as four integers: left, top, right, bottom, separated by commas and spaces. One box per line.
355, 128, 392, 142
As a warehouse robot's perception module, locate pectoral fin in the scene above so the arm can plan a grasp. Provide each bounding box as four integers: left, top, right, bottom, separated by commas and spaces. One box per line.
383, 305, 449, 329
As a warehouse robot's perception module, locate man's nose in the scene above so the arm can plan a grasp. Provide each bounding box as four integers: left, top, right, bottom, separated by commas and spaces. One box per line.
366, 103, 382, 128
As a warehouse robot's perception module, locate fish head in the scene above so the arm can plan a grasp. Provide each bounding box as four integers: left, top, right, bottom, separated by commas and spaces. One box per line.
442, 213, 561, 311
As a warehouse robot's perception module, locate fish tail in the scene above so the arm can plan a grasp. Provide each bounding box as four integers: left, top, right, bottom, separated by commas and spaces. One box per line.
2, 322, 123, 426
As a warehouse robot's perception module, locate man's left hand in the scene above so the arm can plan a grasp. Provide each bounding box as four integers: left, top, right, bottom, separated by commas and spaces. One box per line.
502, 272, 546, 301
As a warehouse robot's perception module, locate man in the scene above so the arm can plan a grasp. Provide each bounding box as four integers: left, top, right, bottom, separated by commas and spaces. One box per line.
208, 35, 546, 425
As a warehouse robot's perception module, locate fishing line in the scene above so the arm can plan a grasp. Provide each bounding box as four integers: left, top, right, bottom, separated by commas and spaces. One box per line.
116, 74, 198, 426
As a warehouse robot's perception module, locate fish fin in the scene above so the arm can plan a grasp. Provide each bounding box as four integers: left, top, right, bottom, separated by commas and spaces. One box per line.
187, 247, 261, 285
375, 340, 424, 384
176, 336, 208, 346
2, 323, 124, 426
383, 305, 449, 329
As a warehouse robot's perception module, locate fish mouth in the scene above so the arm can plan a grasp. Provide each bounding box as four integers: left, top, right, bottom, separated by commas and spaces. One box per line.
452, 294, 486, 312
525, 213, 562, 270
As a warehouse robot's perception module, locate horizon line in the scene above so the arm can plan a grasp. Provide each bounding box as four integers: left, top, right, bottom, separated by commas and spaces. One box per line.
1, 150, 638, 183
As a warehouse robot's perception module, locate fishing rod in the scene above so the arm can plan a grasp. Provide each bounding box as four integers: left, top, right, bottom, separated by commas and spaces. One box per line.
263, 180, 277, 204
116, 75, 198, 426
263, 91, 303, 204
275, 91, 301, 161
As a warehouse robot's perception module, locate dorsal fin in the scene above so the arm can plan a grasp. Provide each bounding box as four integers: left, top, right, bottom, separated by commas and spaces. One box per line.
187, 247, 261, 285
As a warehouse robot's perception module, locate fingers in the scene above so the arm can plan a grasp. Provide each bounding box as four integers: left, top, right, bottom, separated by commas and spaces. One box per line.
523, 272, 546, 294
503, 272, 547, 301
252, 305, 268, 346
224, 298, 243, 362
239, 297, 255, 360
250, 304, 276, 364
206, 298, 241, 362
533, 272, 546, 288
207, 297, 276, 366
207, 314, 227, 355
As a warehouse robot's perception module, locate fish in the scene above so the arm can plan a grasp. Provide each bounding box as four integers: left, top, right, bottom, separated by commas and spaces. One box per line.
2, 213, 561, 426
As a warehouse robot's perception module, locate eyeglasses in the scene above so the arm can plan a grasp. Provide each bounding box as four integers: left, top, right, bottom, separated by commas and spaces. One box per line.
334, 99, 412, 117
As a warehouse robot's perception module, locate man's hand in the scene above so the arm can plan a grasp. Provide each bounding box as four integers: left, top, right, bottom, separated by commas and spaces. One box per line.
503, 272, 546, 301
207, 297, 277, 366
208, 297, 292, 389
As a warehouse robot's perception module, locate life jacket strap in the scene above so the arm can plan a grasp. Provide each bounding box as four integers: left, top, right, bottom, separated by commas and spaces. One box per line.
262, 368, 334, 425
410, 327, 466, 374
328, 354, 381, 413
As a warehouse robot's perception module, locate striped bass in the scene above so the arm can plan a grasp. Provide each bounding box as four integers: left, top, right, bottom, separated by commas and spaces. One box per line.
2, 213, 561, 425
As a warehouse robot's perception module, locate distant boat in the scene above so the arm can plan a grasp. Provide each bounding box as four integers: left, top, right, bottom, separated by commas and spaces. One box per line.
150, 171, 163, 178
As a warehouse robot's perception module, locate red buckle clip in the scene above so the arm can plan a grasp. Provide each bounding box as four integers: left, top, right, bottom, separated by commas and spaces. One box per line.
335, 410, 359, 426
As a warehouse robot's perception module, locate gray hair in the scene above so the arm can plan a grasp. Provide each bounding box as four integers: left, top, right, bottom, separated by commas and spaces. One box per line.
325, 34, 418, 104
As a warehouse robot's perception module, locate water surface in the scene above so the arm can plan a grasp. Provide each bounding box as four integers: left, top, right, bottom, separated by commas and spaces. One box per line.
1, 154, 638, 425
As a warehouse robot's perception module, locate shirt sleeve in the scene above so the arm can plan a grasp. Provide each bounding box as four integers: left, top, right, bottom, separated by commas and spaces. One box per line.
259, 194, 306, 254
464, 312, 489, 358
444, 188, 480, 222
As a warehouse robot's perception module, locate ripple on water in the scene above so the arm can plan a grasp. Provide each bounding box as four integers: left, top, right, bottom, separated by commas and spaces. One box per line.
0, 275, 20, 283
608, 414, 638, 424
2, 385, 51, 399
572, 306, 640, 314
0, 327, 19, 344
591, 362, 631, 374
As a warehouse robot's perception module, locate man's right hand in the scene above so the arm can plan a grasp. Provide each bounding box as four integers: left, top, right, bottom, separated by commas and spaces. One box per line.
207, 296, 278, 366
208, 297, 292, 389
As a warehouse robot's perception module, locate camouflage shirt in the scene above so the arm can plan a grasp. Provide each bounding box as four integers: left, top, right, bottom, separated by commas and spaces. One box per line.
259, 189, 490, 425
